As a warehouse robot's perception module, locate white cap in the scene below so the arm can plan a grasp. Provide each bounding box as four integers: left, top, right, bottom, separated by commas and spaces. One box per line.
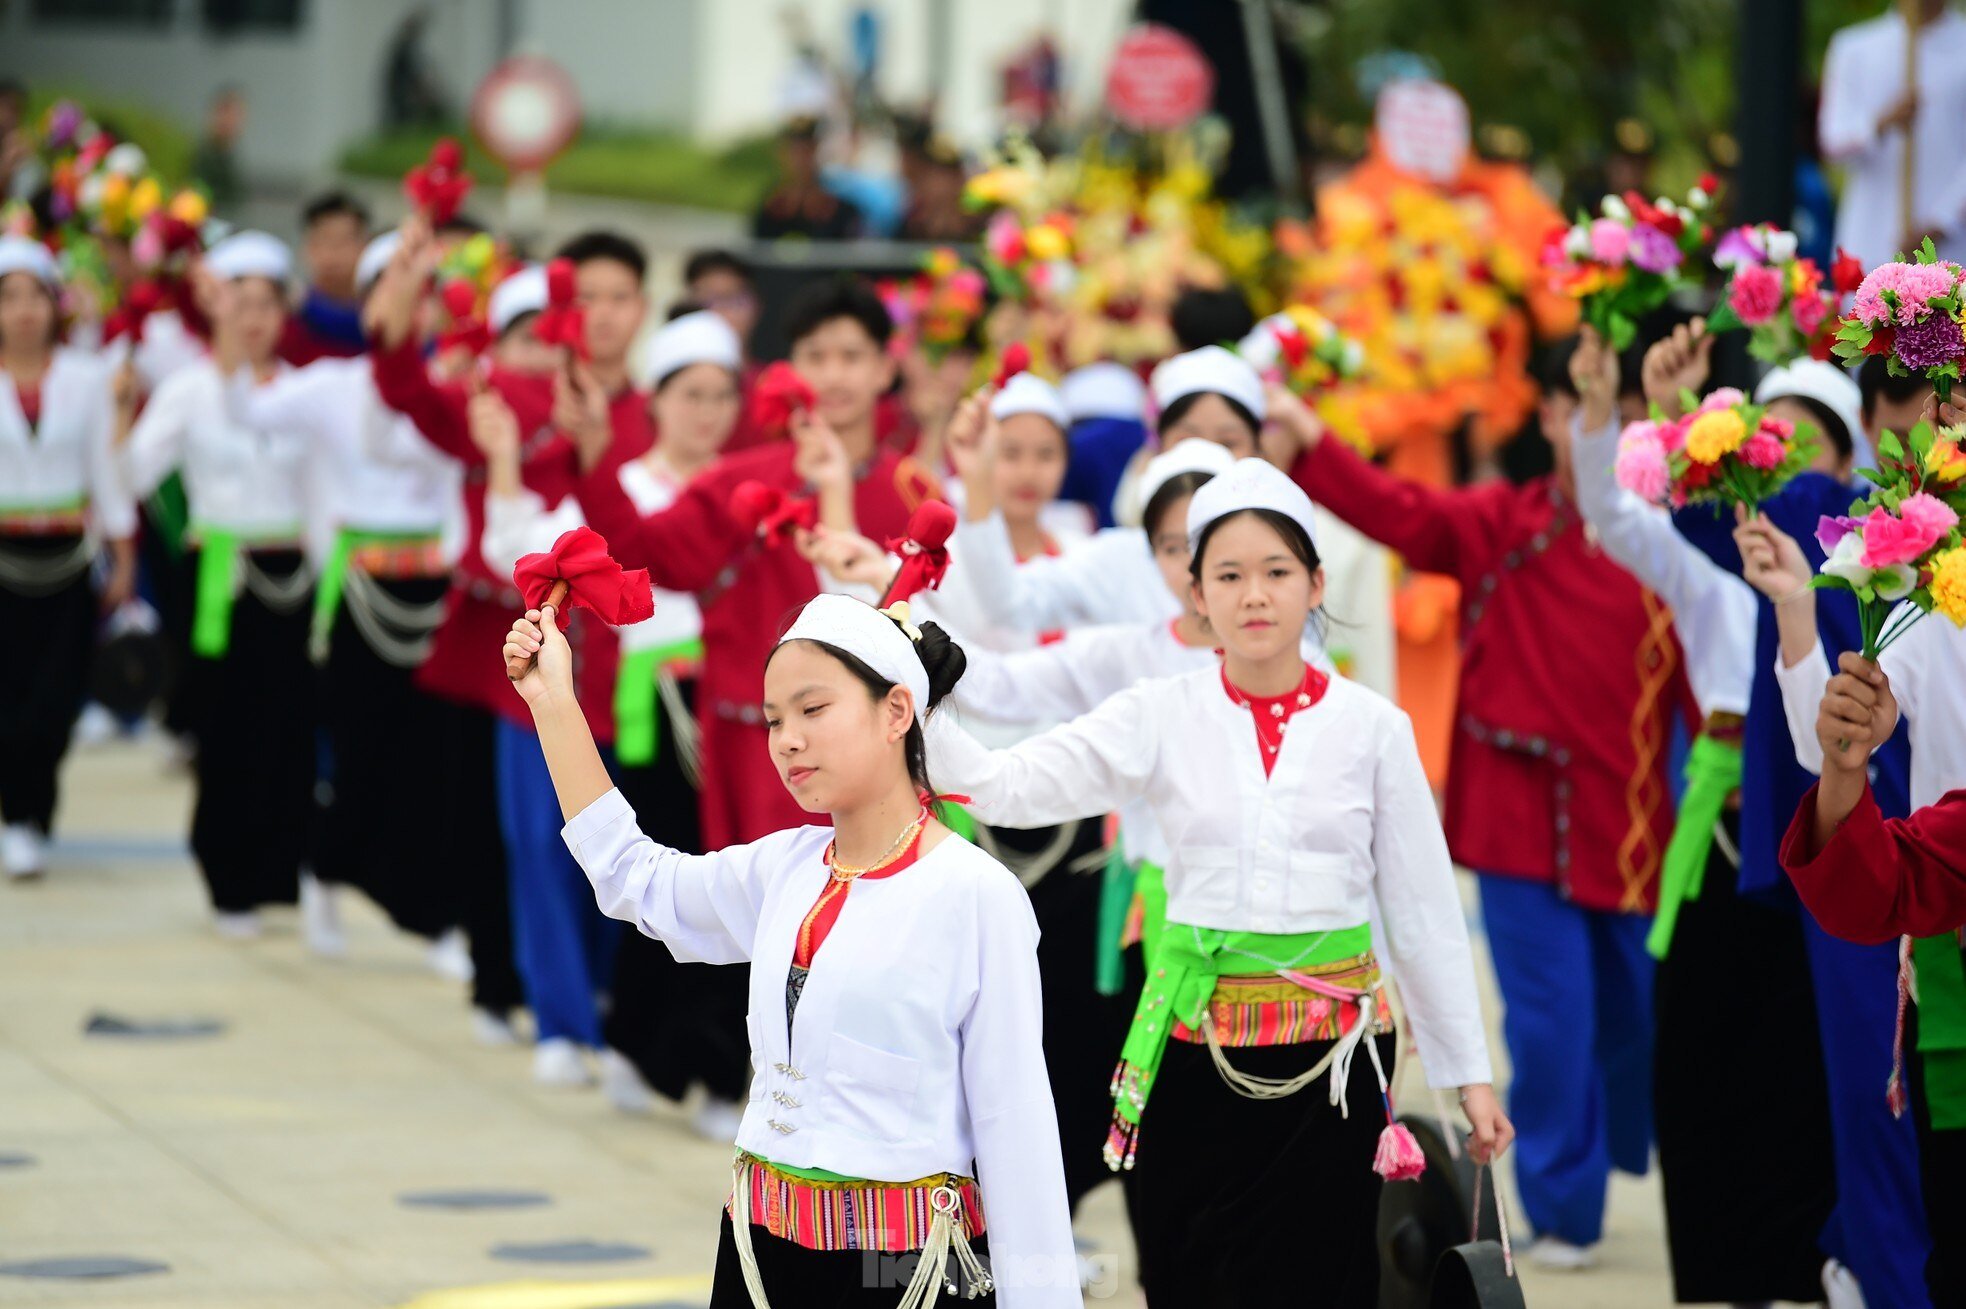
989, 372, 1069, 431
642, 309, 743, 388
356, 230, 402, 294
1060, 361, 1147, 423
778, 594, 929, 722
489, 264, 549, 335
204, 230, 291, 284
1754, 360, 1863, 457
0, 236, 60, 289
1150, 345, 1266, 425
1185, 457, 1320, 556
1138, 437, 1236, 511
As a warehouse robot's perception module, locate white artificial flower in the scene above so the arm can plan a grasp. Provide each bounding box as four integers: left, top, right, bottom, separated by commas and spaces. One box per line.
1765, 229, 1799, 265
1688, 185, 1710, 210
1821, 532, 1876, 589
103, 142, 148, 178
1875, 563, 1919, 602
1601, 194, 1631, 224
1564, 225, 1593, 259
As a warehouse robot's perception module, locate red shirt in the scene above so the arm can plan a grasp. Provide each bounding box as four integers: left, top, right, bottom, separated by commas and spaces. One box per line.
1294, 438, 1689, 913
1782, 783, 1966, 944
1220, 664, 1331, 777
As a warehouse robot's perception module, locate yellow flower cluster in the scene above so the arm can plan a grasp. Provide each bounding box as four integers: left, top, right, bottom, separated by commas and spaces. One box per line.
1932, 545, 1966, 625
1684, 410, 1748, 465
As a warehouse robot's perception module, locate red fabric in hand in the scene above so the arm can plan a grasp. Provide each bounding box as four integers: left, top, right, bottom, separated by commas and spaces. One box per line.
513, 526, 655, 625
992, 341, 1031, 389
403, 137, 474, 227
883, 499, 958, 603
748, 362, 815, 441
730, 479, 818, 545
533, 258, 589, 359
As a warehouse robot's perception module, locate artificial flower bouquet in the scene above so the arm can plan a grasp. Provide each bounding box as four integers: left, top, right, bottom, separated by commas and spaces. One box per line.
1615, 386, 1817, 512
1814, 421, 1966, 657
1833, 238, 1966, 404
1704, 224, 1860, 365
1543, 175, 1716, 351
878, 248, 988, 364
1240, 306, 1365, 397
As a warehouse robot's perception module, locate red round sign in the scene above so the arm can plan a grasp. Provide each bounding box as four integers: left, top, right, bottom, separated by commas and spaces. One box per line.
1104, 24, 1215, 132
470, 56, 582, 173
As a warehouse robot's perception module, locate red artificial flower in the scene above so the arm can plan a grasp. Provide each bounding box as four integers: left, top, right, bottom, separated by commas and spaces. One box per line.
531, 257, 588, 359
729, 480, 817, 545
1697, 172, 1720, 197
882, 500, 959, 604
749, 361, 816, 440
1832, 247, 1867, 295
1272, 321, 1309, 371
993, 341, 1032, 389
102, 279, 164, 345
403, 136, 474, 227
512, 526, 655, 626
1864, 326, 1896, 357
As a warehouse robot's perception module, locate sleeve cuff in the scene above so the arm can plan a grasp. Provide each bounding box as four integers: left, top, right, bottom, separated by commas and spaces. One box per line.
561, 786, 634, 853
1780, 780, 1882, 873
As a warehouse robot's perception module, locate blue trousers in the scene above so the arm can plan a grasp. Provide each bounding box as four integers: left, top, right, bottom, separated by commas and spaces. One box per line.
1478, 874, 1654, 1246
1802, 918, 1933, 1309
495, 720, 622, 1046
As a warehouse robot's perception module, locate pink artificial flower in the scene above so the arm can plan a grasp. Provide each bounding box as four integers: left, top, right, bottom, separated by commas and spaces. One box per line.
1860, 496, 1958, 568
1739, 430, 1787, 470
1615, 425, 1671, 502
1698, 387, 1746, 413
1898, 491, 1961, 550
1728, 264, 1785, 325
1589, 218, 1631, 266
1791, 291, 1830, 339
1852, 261, 1962, 327
1656, 415, 1689, 453
1763, 415, 1794, 438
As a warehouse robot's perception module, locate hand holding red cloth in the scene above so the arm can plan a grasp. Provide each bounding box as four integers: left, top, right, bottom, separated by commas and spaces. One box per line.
880, 500, 957, 605
731, 480, 819, 545
991, 341, 1031, 389
748, 362, 816, 441
533, 258, 589, 359
513, 527, 655, 625
403, 137, 474, 227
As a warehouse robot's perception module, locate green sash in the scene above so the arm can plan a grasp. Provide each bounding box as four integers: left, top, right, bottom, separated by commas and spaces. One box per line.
1107, 918, 1373, 1167
310, 527, 439, 653
1913, 934, 1966, 1130
1094, 848, 1137, 998
612, 638, 703, 767
1645, 734, 1743, 960
190, 527, 242, 659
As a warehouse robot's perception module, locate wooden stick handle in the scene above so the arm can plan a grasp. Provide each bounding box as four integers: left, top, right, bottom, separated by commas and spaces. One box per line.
506, 579, 569, 681
1903, 0, 1921, 242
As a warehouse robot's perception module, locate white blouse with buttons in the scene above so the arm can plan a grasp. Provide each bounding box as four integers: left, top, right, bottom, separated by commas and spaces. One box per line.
120, 359, 313, 542
0, 347, 137, 538
560, 791, 1081, 1306
927, 667, 1493, 1090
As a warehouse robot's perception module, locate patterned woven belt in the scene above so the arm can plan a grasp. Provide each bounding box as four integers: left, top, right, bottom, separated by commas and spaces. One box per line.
1172, 951, 1391, 1049
0, 506, 88, 537
729, 1152, 986, 1253
350, 539, 447, 579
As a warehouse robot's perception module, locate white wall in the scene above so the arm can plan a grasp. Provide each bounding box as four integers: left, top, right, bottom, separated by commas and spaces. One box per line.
512, 0, 697, 129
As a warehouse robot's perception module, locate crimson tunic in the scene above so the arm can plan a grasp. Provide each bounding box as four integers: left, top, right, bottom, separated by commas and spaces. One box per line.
1782, 783, 1966, 943
371, 340, 652, 741
577, 442, 941, 847
1292, 438, 1688, 913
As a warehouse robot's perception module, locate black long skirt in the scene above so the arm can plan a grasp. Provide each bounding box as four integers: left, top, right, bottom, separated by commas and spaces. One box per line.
183, 549, 314, 912
982, 818, 1132, 1213
1654, 813, 1835, 1303
1908, 1002, 1966, 1305
436, 700, 524, 1016
315, 575, 458, 939
0, 536, 96, 834
608, 682, 750, 1102
1132, 1033, 1394, 1308
709, 1211, 997, 1308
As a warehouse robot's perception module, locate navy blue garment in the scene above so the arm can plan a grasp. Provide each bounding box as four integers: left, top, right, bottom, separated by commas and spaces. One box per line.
293, 286, 367, 354
1677, 473, 1931, 1306
1060, 417, 1148, 529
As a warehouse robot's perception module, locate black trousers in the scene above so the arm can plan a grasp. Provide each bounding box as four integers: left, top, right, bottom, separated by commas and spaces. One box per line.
709, 1211, 997, 1308
1653, 820, 1835, 1303
1132, 1033, 1393, 1308
315, 576, 458, 939
1909, 1003, 1966, 1305
184, 549, 314, 912
437, 702, 524, 1015
0, 538, 95, 833
607, 683, 751, 1102
985, 818, 1131, 1215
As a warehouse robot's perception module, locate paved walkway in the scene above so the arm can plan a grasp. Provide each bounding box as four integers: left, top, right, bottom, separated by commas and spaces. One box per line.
0, 736, 1684, 1307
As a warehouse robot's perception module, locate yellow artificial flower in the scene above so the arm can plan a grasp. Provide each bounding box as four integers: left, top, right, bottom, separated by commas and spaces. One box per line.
1684, 410, 1749, 465
128, 176, 162, 220
1926, 435, 1966, 484
1931, 545, 1966, 626
168, 189, 209, 227
1023, 223, 1069, 263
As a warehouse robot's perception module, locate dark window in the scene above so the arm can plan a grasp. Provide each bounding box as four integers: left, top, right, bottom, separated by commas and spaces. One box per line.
202, 0, 303, 33
31, 0, 173, 22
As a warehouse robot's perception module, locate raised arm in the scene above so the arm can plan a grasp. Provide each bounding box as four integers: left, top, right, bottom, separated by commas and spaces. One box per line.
925, 680, 1160, 828
950, 624, 1146, 725
949, 517, 1154, 631
115, 367, 194, 500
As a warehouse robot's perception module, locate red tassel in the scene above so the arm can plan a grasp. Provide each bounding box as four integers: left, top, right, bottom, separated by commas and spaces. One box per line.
1373, 1121, 1427, 1182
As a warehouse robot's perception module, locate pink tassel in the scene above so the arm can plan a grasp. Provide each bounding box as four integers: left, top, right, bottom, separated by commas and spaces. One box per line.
1373, 1121, 1427, 1181
1887, 936, 1912, 1120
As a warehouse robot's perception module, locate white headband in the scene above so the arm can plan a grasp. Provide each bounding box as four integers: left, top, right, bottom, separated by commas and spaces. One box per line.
1754, 360, 1863, 455
1185, 457, 1321, 556
489, 264, 549, 334
777, 594, 930, 724
0, 236, 60, 290
1139, 437, 1235, 511
643, 308, 743, 387
990, 371, 1070, 431
356, 231, 402, 294
204, 230, 292, 284
1060, 361, 1147, 423
1150, 345, 1267, 424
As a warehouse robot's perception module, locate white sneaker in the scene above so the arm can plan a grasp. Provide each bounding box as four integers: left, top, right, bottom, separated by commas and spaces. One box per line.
299, 872, 346, 958
2, 824, 47, 880
691, 1093, 745, 1143
72, 702, 120, 748
213, 910, 262, 940
471, 1008, 520, 1047
599, 1048, 656, 1114
1823, 1258, 1868, 1309
532, 1038, 594, 1087
1526, 1237, 1598, 1271
425, 928, 474, 983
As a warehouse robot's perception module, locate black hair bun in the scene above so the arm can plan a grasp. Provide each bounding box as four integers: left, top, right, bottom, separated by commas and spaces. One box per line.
913, 621, 967, 709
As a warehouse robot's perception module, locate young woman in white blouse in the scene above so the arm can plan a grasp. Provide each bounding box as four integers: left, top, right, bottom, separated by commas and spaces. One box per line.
114, 232, 318, 936
0, 235, 137, 880
503, 592, 1080, 1307
924, 458, 1509, 1306
478, 308, 753, 1113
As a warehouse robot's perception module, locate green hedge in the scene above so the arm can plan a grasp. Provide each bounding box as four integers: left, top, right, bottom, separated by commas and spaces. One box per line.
339, 124, 776, 215
27, 87, 197, 184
